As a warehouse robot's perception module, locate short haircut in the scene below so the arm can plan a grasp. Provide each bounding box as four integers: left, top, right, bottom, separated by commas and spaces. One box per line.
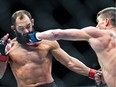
11, 10, 32, 25
97, 7, 116, 27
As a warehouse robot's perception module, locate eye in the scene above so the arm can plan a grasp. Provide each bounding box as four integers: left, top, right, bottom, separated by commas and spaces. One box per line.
26, 24, 31, 29
18, 27, 24, 31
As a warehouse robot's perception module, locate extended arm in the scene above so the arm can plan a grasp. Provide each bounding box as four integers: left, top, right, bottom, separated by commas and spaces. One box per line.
28, 26, 104, 42
50, 41, 96, 78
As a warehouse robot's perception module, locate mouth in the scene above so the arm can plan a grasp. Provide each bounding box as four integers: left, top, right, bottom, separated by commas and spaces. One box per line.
27, 40, 39, 46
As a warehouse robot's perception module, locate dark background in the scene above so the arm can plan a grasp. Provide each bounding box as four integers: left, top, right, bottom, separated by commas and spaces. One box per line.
0, 0, 115, 87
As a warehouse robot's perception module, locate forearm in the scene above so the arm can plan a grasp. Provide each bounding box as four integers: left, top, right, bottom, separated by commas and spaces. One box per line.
36, 29, 61, 40
29, 28, 89, 42
68, 57, 97, 79
0, 61, 7, 79
68, 57, 90, 76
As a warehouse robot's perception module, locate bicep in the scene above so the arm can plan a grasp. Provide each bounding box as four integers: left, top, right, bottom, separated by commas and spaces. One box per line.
57, 28, 92, 41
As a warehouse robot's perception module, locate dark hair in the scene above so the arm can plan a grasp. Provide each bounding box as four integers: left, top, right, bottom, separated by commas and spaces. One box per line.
97, 7, 116, 27
11, 10, 32, 25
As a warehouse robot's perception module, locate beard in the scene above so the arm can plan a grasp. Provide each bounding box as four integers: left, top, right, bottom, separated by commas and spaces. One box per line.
15, 29, 35, 46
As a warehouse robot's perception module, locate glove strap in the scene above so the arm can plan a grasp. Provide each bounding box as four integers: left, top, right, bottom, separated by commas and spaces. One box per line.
89, 69, 96, 79
0, 54, 8, 62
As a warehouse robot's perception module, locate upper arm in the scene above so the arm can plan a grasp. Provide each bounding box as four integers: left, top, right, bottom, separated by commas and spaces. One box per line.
50, 41, 72, 66
54, 27, 102, 41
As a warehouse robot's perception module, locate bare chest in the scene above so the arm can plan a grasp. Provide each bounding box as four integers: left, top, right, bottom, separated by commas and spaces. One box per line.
9, 45, 50, 65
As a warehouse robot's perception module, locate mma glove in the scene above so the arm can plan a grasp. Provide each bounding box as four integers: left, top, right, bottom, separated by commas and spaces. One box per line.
26, 32, 41, 42
0, 37, 9, 62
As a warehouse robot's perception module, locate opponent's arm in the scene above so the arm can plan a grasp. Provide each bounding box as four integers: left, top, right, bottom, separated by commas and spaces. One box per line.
28, 26, 104, 41
50, 41, 96, 78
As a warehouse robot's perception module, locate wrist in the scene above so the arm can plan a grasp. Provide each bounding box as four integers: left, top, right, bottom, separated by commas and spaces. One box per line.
35, 32, 41, 40
88, 69, 96, 79
0, 54, 9, 62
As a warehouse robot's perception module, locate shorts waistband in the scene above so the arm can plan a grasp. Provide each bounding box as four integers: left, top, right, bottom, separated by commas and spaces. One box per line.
36, 82, 58, 87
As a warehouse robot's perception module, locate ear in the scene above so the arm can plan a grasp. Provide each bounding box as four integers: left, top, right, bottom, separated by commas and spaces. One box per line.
11, 25, 16, 31
105, 18, 110, 26
31, 19, 34, 26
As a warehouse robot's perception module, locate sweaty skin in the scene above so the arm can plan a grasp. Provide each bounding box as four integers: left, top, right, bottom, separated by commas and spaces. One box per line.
36, 27, 116, 87
6, 38, 89, 87
9, 39, 54, 87
34, 7, 116, 87
88, 29, 116, 87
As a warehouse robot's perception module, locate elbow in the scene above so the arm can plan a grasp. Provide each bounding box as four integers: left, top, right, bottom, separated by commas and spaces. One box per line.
51, 29, 62, 40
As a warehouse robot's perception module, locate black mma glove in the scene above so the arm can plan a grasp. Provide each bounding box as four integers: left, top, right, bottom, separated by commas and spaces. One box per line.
0, 37, 9, 62
0, 37, 8, 55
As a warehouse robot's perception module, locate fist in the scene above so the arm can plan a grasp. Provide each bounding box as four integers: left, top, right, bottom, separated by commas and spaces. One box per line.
95, 70, 106, 85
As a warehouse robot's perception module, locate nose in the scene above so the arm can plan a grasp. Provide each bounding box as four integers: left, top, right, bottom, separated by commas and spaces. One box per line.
24, 28, 29, 33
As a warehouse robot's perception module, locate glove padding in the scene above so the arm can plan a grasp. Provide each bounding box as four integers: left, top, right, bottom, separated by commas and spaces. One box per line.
28, 32, 41, 42
0, 37, 8, 55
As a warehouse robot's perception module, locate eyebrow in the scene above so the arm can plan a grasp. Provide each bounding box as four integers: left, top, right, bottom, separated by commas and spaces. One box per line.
18, 23, 31, 28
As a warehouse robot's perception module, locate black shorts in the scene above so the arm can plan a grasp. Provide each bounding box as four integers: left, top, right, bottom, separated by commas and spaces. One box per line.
36, 82, 58, 87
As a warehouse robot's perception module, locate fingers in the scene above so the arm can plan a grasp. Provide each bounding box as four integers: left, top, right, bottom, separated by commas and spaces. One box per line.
95, 72, 102, 85
95, 75, 101, 85
7, 38, 11, 44
95, 78, 101, 85
95, 70, 106, 86
2, 33, 9, 44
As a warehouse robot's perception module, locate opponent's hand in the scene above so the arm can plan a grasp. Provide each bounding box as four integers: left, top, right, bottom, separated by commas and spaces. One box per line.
28, 32, 41, 42
0, 34, 11, 55
95, 70, 106, 85
24, 32, 41, 45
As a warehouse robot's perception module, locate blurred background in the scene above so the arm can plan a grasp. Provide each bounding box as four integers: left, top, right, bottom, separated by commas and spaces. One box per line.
0, 0, 115, 87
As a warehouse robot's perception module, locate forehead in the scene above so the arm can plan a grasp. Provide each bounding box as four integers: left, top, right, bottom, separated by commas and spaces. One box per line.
15, 15, 31, 26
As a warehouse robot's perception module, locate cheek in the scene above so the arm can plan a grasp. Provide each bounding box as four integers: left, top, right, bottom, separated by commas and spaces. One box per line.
98, 22, 105, 29
16, 30, 23, 36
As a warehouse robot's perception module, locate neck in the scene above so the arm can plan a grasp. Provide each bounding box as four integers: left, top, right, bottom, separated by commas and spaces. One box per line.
106, 26, 116, 30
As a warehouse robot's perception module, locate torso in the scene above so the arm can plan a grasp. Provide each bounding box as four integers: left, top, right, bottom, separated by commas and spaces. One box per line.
89, 31, 116, 87
8, 39, 54, 87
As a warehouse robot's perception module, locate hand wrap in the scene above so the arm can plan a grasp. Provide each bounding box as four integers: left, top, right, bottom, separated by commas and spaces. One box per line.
88, 69, 97, 79
0, 37, 9, 62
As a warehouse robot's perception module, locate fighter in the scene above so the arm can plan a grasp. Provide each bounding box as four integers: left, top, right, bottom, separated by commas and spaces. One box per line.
28, 7, 116, 87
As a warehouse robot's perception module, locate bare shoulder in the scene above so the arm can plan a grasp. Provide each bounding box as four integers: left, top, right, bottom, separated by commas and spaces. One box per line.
83, 26, 111, 37
41, 40, 60, 49
10, 38, 19, 46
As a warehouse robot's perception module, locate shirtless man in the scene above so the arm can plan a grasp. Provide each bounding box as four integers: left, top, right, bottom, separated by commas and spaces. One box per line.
0, 10, 98, 87
28, 7, 116, 87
